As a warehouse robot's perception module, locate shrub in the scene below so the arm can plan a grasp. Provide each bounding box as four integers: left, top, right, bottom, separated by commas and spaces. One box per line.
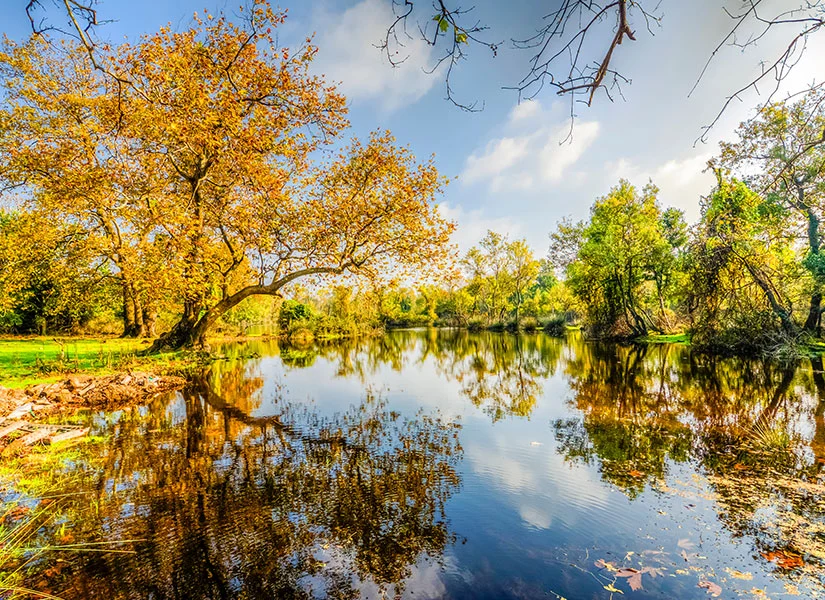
541, 314, 566, 337
521, 317, 539, 332
467, 317, 485, 331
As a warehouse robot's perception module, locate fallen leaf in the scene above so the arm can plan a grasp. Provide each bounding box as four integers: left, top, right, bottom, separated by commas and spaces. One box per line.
724, 567, 752, 580
641, 566, 664, 578
677, 538, 696, 550
762, 550, 804, 570
603, 584, 624, 594
697, 580, 722, 597
595, 559, 618, 572
615, 568, 643, 591
680, 550, 699, 562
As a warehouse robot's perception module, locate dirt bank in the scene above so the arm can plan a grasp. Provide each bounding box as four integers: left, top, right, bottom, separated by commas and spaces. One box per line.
0, 372, 187, 420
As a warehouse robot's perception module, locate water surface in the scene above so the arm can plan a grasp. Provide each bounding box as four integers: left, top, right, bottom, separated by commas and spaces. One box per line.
14, 330, 825, 599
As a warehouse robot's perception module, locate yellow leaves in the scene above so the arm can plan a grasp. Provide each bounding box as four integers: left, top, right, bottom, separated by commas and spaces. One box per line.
724, 567, 753, 580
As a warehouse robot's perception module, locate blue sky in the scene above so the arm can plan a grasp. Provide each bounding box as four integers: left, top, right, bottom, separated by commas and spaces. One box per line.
2, 0, 823, 254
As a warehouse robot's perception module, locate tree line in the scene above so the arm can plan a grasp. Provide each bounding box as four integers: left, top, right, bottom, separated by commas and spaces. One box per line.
1, 2, 824, 356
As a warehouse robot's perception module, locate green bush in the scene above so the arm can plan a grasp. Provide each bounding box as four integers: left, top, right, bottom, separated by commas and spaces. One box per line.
278, 300, 313, 330
467, 317, 485, 331
521, 317, 539, 332
541, 314, 566, 337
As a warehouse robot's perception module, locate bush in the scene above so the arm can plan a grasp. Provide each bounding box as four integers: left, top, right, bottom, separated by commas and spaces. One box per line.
541, 314, 566, 337
467, 317, 485, 331
521, 317, 539, 332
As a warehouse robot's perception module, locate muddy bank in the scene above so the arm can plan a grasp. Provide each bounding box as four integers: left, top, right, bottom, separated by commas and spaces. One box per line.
0, 372, 187, 420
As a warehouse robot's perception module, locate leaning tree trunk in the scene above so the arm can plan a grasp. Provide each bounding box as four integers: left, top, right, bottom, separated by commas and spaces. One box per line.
148, 265, 351, 353
148, 300, 207, 352
804, 207, 822, 333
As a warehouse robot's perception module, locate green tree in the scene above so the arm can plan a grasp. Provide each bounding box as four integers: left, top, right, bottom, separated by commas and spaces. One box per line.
560, 180, 679, 338
689, 173, 801, 350
718, 93, 825, 333
506, 239, 540, 326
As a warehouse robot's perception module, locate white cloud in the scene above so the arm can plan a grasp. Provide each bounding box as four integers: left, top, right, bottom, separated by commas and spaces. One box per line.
605, 152, 716, 223
437, 203, 523, 254
462, 137, 530, 184
312, 0, 439, 111
460, 100, 600, 191
509, 100, 541, 122
539, 121, 600, 183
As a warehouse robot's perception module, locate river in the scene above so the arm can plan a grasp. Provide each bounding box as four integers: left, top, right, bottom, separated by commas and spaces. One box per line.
12, 329, 825, 599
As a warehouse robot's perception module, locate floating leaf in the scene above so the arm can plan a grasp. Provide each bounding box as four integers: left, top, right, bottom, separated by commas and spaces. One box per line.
603, 583, 624, 594
595, 559, 618, 572
615, 568, 643, 591
677, 538, 696, 550
724, 567, 753, 580
697, 580, 722, 597
762, 550, 804, 569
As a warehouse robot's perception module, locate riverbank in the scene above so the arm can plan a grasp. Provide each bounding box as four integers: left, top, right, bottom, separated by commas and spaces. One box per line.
0, 337, 200, 389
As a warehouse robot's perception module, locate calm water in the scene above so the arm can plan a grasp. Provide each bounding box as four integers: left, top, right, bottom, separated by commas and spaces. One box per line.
13, 330, 825, 599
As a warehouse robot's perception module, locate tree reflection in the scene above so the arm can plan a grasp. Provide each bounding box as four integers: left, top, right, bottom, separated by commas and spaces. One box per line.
29, 362, 462, 599
551, 338, 825, 586
275, 328, 564, 422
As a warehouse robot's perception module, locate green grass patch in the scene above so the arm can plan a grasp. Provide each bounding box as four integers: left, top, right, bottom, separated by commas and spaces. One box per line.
0, 337, 184, 388
637, 333, 690, 344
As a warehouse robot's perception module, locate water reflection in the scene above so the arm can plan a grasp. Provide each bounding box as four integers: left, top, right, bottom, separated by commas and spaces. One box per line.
13, 330, 825, 599
32, 362, 461, 599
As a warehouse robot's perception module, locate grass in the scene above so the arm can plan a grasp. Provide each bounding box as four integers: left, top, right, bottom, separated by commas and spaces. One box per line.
637, 332, 690, 344
0, 435, 137, 599
0, 337, 185, 389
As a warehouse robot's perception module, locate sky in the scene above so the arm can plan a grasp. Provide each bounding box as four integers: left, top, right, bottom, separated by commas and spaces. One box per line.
1, 0, 823, 255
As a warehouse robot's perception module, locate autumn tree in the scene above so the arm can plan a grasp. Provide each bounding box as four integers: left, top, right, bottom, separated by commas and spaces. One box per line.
0, 38, 177, 337
506, 239, 540, 326
0, 4, 455, 350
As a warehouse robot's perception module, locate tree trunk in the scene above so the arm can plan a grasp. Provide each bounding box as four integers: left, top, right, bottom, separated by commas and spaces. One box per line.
132, 288, 145, 337
149, 300, 207, 352
804, 206, 822, 333
148, 265, 351, 353
121, 283, 138, 337
142, 309, 157, 337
